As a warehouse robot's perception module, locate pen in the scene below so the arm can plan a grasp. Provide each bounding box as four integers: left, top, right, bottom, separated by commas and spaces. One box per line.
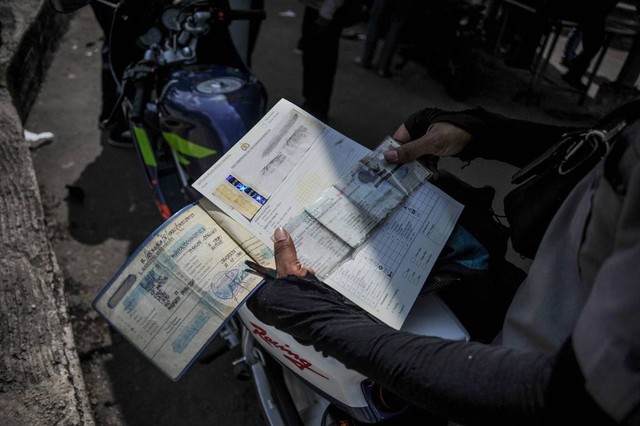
245, 260, 278, 280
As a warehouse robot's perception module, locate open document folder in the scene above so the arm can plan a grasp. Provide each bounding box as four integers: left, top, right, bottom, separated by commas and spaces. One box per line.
93, 99, 463, 380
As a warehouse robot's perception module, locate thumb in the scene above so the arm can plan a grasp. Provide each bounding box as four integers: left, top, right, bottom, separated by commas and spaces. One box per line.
273, 227, 311, 278
383, 138, 429, 164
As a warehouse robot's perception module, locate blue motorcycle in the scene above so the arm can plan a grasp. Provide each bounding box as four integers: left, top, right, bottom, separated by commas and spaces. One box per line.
51, 0, 267, 219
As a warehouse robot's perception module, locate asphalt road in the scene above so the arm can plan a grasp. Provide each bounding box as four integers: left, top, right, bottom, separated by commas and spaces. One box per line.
25, 1, 594, 424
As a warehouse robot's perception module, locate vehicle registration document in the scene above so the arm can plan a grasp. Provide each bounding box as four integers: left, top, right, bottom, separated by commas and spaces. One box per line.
193, 99, 462, 328
94, 99, 463, 380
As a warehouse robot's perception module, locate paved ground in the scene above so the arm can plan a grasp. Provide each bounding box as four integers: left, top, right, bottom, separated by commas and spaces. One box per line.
25, 1, 628, 424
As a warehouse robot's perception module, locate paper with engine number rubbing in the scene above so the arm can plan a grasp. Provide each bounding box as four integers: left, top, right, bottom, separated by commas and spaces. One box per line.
93, 204, 264, 380
285, 137, 433, 277
325, 182, 462, 329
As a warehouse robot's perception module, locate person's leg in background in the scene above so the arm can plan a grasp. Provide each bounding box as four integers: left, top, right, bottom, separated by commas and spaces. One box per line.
356, 0, 389, 69
301, 6, 344, 122
562, 0, 618, 90
503, 2, 551, 70
90, 2, 119, 128
247, 0, 265, 67
374, 0, 415, 77
561, 25, 582, 66
90, 2, 142, 147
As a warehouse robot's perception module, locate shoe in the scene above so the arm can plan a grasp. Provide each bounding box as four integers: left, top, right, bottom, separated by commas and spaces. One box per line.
24, 129, 54, 150
561, 72, 588, 91
108, 128, 134, 149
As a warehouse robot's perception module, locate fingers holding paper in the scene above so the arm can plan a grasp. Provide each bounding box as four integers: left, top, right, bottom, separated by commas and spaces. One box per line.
273, 227, 314, 278
385, 122, 472, 164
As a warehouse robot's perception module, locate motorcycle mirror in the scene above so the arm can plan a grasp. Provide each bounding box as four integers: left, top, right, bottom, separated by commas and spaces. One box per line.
49, 0, 93, 13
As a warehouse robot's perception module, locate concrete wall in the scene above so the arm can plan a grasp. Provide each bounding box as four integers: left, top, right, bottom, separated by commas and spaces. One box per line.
0, 1, 94, 424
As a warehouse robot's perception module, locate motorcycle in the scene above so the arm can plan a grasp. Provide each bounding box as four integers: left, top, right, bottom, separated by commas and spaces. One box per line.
51, 0, 268, 220
51, 1, 469, 424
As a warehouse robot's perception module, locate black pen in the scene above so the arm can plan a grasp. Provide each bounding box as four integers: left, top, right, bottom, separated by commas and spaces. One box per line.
245, 260, 278, 280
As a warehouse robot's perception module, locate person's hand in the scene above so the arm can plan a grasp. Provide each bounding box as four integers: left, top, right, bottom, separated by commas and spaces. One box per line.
383, 122, 472, 164
273, 227, 314, 278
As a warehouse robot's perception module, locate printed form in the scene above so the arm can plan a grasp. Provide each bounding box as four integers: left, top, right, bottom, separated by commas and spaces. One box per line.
93, 206, 264, 379
193, 99, 463, 328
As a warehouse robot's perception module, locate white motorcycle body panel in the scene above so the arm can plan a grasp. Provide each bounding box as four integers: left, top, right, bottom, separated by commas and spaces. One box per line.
237, 293, 468, 409
238, 305, 370, 408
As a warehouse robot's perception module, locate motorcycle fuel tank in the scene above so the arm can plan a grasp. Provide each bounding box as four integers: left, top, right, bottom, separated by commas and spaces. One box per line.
158, 65, 267, 183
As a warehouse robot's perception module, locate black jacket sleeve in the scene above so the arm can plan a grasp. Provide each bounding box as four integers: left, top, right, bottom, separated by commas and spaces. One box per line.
247, 278, 614, 425
403, 107, 579, 168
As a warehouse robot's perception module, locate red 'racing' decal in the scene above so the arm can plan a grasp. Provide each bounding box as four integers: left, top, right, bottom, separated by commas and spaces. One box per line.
250, 322, 329, 380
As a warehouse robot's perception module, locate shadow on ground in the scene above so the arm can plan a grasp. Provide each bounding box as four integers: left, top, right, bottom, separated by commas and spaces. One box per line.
65, 131, 159, 253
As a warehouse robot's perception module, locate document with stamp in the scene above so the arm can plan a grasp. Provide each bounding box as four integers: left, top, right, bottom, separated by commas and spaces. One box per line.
93, 199, 274, 380
95, 99, 462, 379
194, 99, 463, 329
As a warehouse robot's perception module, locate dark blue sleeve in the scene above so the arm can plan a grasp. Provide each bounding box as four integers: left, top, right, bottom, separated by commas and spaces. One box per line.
403, 107, 578, 168
247, 277, 614, 425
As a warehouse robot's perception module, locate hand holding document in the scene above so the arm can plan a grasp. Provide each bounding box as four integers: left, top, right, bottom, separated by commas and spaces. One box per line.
283, 137, 432, 277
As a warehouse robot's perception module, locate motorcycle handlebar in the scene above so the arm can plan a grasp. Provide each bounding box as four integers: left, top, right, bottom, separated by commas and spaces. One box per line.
122, 6, 264, 120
